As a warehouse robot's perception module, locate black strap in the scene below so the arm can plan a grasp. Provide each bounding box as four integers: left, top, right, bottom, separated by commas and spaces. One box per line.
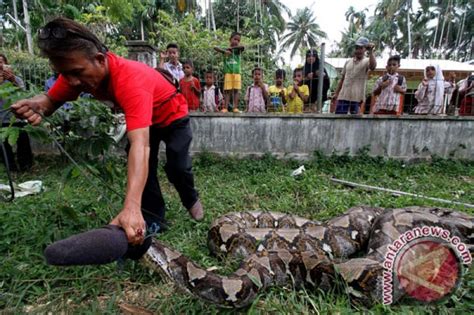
155, 67, 180, 92
214, 86, 220, 106
154, 67, 181, 108
397, 75, 405, 86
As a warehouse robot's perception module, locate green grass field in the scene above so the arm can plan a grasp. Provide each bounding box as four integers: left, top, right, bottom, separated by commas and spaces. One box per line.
1, 153, 473, 314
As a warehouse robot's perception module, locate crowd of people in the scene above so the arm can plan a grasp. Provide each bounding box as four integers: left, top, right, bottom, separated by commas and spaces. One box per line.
158, 34, 473, 116
1, 27, 473, 175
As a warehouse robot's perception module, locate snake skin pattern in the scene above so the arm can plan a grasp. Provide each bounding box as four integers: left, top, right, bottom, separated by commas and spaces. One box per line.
143, 206, 473, 308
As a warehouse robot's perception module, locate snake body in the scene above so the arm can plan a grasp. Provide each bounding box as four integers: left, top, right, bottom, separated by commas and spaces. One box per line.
144, 206, 473, 308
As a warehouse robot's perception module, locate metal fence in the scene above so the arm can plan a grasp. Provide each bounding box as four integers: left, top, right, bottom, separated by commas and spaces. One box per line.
14, 63, 53, 92
7, 53, 473, 117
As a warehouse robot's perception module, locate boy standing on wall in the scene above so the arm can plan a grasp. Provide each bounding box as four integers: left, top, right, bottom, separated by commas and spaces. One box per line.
214, 32, 245, 113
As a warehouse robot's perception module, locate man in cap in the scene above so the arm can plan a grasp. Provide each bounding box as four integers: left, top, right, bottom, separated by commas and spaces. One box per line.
333, 37, 376, 114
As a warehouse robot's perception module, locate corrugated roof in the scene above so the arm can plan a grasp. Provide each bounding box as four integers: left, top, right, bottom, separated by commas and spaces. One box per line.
325, 58, 474, 72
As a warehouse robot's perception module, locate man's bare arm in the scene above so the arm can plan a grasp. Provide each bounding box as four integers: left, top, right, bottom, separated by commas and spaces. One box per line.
110, 127, 149, 245
11, 93, 57, 125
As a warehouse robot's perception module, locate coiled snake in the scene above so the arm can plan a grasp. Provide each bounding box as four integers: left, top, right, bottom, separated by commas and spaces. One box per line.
144, 206, 473, 308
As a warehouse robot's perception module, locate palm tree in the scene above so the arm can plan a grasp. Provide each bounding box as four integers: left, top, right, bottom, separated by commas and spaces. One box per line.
331, 6, 369, 57
345, 6, 367, 38
405, 8, 434, 59
279, 7, 327, 59
427, 0, 472, 60
262, 0, 290, 34
366, 0, 407, 53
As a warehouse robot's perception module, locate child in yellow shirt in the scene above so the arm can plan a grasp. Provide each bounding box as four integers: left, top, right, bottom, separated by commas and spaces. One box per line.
287, 67, 309, 113
268, 69, 287, 112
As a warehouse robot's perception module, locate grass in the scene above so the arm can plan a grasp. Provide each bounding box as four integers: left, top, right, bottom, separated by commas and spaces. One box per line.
0, 152, 473, 314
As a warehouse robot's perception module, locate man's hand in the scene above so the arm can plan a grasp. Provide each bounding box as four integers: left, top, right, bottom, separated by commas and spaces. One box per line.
381, 80, 391, 89
1, 68, 16, 82
422, 79, 429, 86
366, 43, 375, 52
160, 51, 168, 61
11, 94, 54, 125
110, 206, 146, 245
224, 49, 232, 56
116, 127, 150, 245
293, 81, 299, 90
393, 85, 404, 93
307, 72, 313, 80
448, 72, 456, 83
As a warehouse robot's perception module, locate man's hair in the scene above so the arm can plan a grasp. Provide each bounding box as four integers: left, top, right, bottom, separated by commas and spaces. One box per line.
293, 67, 303, 77
38, 17, 107, 60
387, 55, 401, 65
166, 43, 179, 50
275, 69, 286, 78
205, 70, 215, 77
0, 53, 8, 64
183, 59, 194, 68
252, 66, 263, 76
230, 31, 241, 39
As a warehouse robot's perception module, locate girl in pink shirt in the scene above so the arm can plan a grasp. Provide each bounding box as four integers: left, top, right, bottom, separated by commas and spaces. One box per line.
245, 67, 268, 112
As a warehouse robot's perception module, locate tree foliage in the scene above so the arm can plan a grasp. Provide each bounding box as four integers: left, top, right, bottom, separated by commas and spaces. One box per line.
332, 0, 473, 61
279, 7, 327, 59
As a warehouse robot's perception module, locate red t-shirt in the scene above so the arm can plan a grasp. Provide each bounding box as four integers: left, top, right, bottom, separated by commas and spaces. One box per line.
48, 52, 188, 131
179, 77, 201, 111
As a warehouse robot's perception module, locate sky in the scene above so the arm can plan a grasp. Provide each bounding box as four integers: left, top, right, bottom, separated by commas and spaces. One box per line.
280, 0, 377, 44
279, 0, 378, 66
198, 0, 379, 66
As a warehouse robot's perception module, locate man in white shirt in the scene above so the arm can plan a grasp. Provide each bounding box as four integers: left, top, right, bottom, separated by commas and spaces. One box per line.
159, 43, 184, 81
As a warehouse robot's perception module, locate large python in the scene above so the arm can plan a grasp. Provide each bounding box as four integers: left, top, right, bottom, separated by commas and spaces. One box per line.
144, 206, 473, 308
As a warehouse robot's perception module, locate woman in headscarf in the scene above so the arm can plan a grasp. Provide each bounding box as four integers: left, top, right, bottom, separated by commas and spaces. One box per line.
414, 64, 455, 114
303, 49, 330, 112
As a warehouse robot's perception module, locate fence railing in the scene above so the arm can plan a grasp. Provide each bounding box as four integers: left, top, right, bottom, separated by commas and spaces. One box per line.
7, 56, 473, 117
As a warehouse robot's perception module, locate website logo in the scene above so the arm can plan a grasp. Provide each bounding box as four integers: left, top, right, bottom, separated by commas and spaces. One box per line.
382, 226, 471, 304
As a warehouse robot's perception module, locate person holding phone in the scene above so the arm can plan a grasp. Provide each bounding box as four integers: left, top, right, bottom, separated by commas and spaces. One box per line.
372, 55, 406, 115
0, 54, 24, 88
0, 53, 33, 171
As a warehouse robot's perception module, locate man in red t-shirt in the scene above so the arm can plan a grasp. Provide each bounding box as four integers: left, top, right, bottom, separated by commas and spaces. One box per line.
12, 18, 203, 251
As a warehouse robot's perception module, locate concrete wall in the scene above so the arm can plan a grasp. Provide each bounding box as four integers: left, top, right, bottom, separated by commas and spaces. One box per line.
188, 113, 474, 160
